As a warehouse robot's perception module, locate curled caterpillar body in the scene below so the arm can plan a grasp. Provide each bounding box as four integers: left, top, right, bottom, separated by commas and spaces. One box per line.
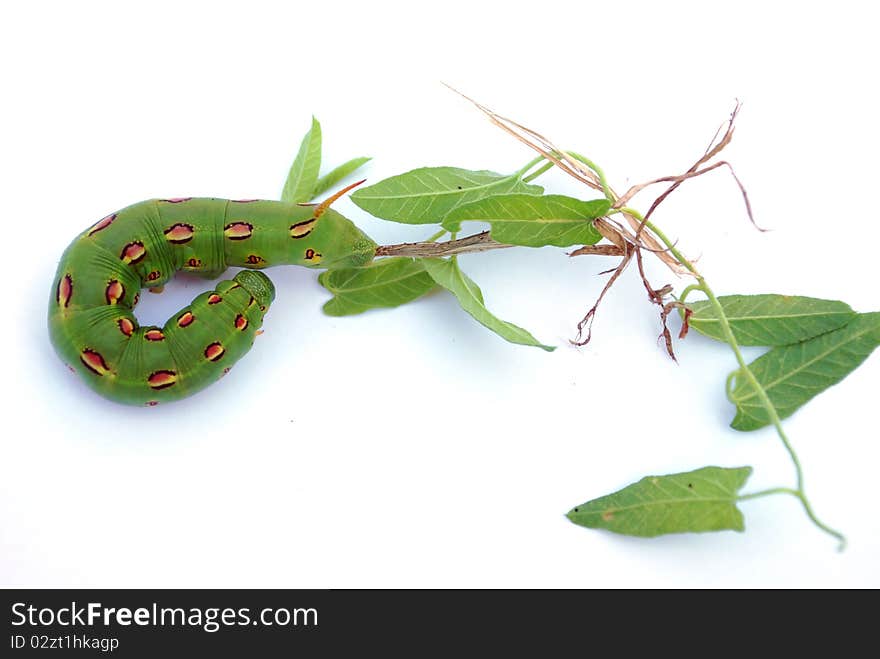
48, 198, 375, 405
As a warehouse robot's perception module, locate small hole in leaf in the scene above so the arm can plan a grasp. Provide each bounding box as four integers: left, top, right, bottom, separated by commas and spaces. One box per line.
457, 186, 462, 190
573, 508, 579, 512
688, 483, 693, 488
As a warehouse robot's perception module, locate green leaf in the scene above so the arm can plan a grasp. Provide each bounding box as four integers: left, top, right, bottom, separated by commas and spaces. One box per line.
422, 258, 554, 351
312, 156, 372, 200
729, 312, 880, 431
318, 258, 436, 316
281, 116, 322, 203
687, 294, 855, 346
350, 167, 543, 225
441, 194, 609, 245
566, 466, 752, 537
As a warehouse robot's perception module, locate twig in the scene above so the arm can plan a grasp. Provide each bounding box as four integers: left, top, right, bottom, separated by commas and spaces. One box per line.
376, 231, 513, 258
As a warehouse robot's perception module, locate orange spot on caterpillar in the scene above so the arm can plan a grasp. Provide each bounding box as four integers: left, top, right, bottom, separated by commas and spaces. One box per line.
120, 241, 146, 265
304, 248, 322, 261
164, 223, 194, 244
144, 329, 165, 341
289, 218, 317, 239
105, 280, 124, 305
245, 254, 265, 265
255, 329, 264, 336
177, 311, 195, 328
145, 401, 159, 407
208, 294, 222, 304
132, 293, 140, 307
146, 270, 161, 282
57, 274, 73, 308
247, 296, 256, 307
234, 314, 248, 331
80, 349, 109, 376
159, 197, 192, 203
224, 222, 253, 240
204, 342, 225, 362
148, 370, 177, 390
259, 304, 266, 312
186, 257, 202, 268
118, 317, 134, 337
87, 213, 116, 236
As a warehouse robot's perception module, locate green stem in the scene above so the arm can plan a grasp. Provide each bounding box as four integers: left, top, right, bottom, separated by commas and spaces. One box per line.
725, 371, 737, 400
566, 151, 615, 203
619, 206, 845, 548
737, 487, 799, 501
523, 161, 555, 182
700, 285, 805, 490
796, 490, 846, 551
737, 488, 846, 550
426, 229, 447, 242
678, 283, 702, 303
514, 156, 546, 179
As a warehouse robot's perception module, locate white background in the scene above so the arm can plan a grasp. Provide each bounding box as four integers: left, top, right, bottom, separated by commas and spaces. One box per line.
1, 1, 877, 588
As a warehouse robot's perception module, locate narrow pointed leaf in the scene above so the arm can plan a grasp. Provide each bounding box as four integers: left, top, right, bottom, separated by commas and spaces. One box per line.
312, 156, 372, 200
350, 167, 543, 224
729, 312, 880, 431
566, 466, 752, 537
318, 258, 435, 316
687, 294, 855, 346
422, 258, 554, 351
441, 193, 609, 245
281, 116, 322, 203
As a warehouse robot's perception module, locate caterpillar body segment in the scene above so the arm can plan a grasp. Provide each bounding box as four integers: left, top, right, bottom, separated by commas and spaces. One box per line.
49, 198, 375, 405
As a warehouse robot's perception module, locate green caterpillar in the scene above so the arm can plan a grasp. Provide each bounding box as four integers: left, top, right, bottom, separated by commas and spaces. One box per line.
48, 187, 375, 405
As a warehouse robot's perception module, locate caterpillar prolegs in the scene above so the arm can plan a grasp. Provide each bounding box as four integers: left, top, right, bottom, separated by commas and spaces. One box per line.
48, 194, 375, 405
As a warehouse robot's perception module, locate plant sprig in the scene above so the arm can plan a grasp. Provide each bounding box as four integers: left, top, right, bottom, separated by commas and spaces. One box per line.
477, 102, 853, 549
287, 105, 879, 549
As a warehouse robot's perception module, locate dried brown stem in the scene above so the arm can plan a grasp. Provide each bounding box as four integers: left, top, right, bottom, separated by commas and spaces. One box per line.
617, 101, 759, 230
573, 246, 634, 347
568, 244, 626, 258
615, 103, 741, 208
443, 83, 606, 194
635, 247, 678, 360
600, 215, 689, 274
376, 231, 513, 258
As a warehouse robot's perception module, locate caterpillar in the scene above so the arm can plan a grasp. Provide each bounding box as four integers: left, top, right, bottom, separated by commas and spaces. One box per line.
48, 186, 375, 405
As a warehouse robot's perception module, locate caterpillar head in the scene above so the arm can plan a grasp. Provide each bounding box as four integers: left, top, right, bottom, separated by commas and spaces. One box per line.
290, 179, 376, 269
306, 207, 376, 269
